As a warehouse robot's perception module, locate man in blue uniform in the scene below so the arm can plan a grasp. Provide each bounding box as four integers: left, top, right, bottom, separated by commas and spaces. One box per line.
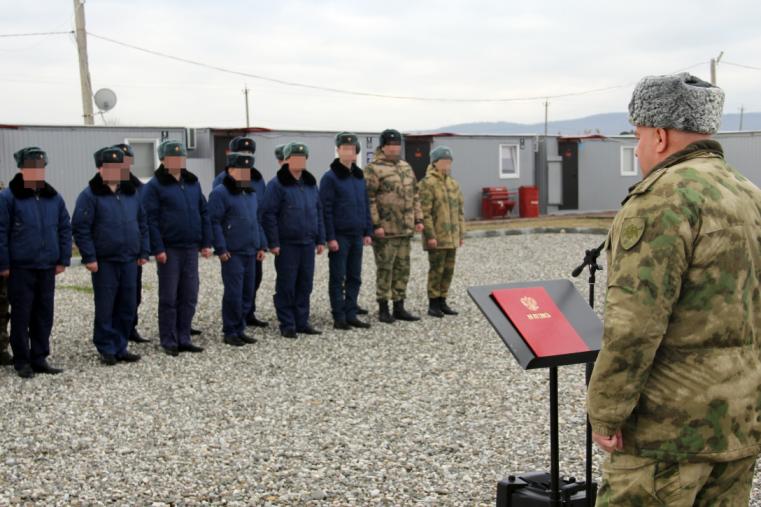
213, 137, 256, 188
0, 176, 9, 366
72, 147, 149, 365
320, 132, 372, 330
213, 136, 269, 328
209, 152, 267, 346
112, 143, 151, 344
0, 147, 72, 378
262, 142, 325, 338
142, 140, 212, 356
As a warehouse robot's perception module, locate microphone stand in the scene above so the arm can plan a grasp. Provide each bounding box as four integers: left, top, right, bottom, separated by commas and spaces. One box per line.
571, 241, 604, 507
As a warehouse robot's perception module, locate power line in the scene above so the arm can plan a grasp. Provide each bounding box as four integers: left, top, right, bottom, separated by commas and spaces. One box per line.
723, 61, 761, 71
0, 28, 718, 104
672, 61, 711, 74
0, 30, 73, 38
87, 31, 643, 104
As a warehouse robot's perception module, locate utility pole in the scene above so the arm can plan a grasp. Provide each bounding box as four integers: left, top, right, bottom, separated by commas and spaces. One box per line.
739, 106, 745, 131
543, 99, 549, 137
73, 0, 95, 125
243, 85, 250, 128
710, 51, 724, 86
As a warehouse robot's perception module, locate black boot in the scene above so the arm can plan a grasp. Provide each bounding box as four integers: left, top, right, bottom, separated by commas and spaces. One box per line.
428, 298, 444, 318
117, 351, 141, 363
246, 314, 269, 328
439, 298, 458, 316
347, 317, 371, 329
31, 360, 63, 375
100, 353, 117, 366
128, 329, 150, 343
334, 320, 351, 330
393, 300, 420, 321
224, 335, 245, 347
299, 325, 322, 335
378, 300, 395, 324
16, 364, 34, 378
0, 349, 12, 365
238, 333, 258, 344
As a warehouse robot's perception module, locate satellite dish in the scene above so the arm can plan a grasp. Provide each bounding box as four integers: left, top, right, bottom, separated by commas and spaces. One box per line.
94, 88, 117, 112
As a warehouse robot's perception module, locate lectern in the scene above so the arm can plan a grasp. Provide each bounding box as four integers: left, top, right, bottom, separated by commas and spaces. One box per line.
468, 279, 602, 506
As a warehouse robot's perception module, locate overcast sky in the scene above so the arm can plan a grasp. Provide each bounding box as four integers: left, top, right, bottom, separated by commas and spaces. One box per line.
1, 0, 759, 131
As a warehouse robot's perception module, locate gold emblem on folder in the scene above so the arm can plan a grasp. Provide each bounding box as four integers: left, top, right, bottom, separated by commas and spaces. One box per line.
520, 296, 539, 312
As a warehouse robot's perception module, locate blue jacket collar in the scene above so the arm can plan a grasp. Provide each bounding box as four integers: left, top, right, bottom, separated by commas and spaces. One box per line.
154, 165, 199, 185
9, 172, 58, 199
89, 173, 137, 196
330, 158, 363, 180
277, 165, 316, 187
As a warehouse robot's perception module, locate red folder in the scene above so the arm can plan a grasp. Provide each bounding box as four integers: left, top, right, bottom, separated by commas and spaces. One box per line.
490, 286, 589, 357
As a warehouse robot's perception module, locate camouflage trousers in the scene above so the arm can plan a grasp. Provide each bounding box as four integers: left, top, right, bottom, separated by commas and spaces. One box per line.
0, 276, 8, 351
597, 452, 756, 506
427, 248, 456, 298
372, 236, 411, 301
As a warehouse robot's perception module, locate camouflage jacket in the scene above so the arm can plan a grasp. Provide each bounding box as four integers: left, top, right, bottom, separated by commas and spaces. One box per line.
418, 165, 465, 250
364, 150, 422, 238
587, 140, 761, 462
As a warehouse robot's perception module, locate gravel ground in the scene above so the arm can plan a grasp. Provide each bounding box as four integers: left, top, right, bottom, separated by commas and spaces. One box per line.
1, 233, 760, 506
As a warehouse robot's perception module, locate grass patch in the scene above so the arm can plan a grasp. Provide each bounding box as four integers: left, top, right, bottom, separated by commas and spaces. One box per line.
57, 284, 94, 294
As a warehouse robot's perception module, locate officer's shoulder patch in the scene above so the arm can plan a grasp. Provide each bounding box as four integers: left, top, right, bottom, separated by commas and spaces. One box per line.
620, 216, 646, 250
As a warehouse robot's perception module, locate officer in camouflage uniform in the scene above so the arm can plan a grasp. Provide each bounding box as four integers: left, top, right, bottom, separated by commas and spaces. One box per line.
365, 129, 423, 323
418, 146, 464, 318
0, 178, 9, 365
587, 73, 761, 505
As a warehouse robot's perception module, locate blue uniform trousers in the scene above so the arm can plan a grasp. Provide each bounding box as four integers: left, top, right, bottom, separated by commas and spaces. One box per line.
8, 267, 56, 370
245, 259, 263, 319
221, 253, 255, 337
132, 264, 143, 334
92, 260, 137, 357
273, 243, 315, 333
328, 234, 364, 321
157, 248, 199, 348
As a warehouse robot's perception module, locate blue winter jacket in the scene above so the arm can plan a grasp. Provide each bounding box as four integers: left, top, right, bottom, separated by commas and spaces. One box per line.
0, 173, 72, 270
72, 174, 150, 263
208, 174, 267, 256
262, 166, 326, 248
142, 166, 212, 254
320, 159, 373, 240
213, 167, 267, 244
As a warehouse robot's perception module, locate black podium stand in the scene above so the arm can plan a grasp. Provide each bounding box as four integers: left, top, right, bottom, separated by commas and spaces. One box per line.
468, 279, 602, 506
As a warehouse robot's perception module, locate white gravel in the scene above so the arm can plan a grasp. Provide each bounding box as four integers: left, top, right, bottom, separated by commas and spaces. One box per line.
1, 233, 760, 506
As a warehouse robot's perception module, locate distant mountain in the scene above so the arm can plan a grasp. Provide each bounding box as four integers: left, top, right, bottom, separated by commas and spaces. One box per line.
435, 112, 761, 136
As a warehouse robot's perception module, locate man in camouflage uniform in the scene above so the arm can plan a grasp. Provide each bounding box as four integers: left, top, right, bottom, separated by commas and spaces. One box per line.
418, 146, 464, 318
365, 129, 423, 323
587, 73, 761, 505
0, 178, 9, 365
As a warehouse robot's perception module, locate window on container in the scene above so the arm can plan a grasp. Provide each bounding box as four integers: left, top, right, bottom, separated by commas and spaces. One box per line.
620, 146, 639, 176
125, 139, 159, 180
499, 144, 520, 179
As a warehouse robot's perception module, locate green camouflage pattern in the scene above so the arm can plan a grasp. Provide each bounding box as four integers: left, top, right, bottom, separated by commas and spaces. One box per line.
597, 452, 756, 506
587, 140, 761, 462
372, 237, 411, 301
364, 149, 422, 238
418, 164, 465, 250
427, 248, 456, 298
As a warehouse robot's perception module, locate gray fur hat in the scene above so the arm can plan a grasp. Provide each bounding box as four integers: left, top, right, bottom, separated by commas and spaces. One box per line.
628, 73, 725, 134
